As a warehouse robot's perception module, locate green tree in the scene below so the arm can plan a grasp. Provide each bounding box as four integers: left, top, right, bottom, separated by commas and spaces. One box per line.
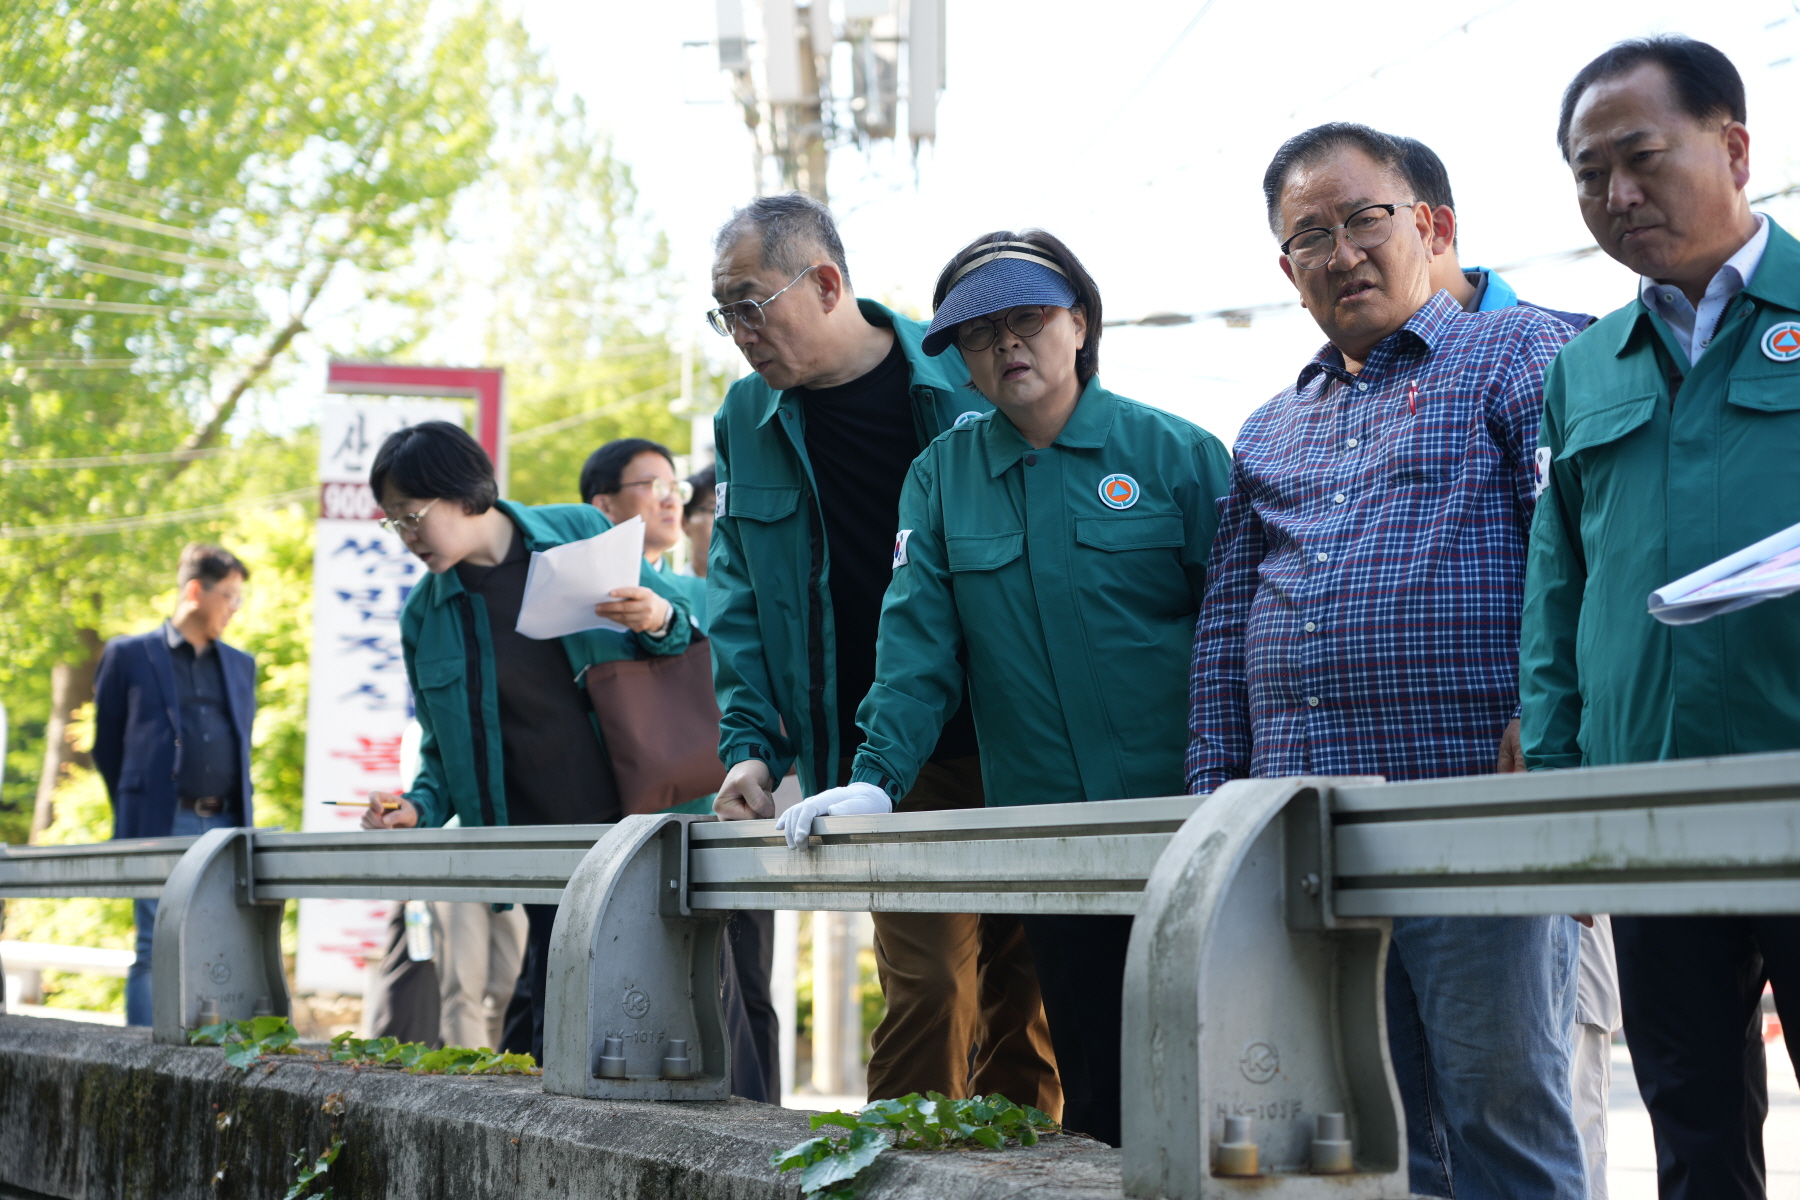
0, 0, 510, 841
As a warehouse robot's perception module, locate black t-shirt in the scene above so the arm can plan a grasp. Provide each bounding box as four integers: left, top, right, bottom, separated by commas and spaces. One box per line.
455, 526, 621, 826
794, 336, 979, 763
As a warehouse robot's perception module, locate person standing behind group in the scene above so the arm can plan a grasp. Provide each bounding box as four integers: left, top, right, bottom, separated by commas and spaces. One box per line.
356, 421, 697, 1069
766, 231, 1232, 1147
703, 193, 1060, 1117
95, 543, 255, 1028
682, 463, 716, 578
1396, 132, 1621, 1200
1187, 123, 1587, 1200
1523, 37, 1800, 1200
578, 434, 778, 1095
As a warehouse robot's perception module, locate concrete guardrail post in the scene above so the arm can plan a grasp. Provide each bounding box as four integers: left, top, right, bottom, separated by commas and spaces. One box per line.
1122, 777, 1409, 1198
150, 828, 289, 1045
541, 813, 730, 1100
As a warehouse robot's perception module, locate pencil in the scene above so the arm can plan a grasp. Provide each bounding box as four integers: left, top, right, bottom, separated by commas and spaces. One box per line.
321, 799, 401, 811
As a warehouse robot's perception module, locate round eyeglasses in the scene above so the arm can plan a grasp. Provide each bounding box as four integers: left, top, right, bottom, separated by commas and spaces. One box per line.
705, 265, 820, 336
956, 306, 1048, 353
611, 477, 694, 505
1280, 203, 1418, 271
378, 497, 439, 537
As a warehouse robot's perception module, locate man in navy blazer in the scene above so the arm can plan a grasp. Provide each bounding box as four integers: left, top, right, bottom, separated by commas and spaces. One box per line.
94, 543, 256, 1025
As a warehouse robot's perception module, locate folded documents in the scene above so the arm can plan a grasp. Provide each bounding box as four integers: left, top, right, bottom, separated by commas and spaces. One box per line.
516, 517, 645, 639
1648, 518, 1800, 625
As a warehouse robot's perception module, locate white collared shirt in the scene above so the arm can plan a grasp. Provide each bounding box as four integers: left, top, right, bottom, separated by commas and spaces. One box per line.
1638, 212, 1770, 365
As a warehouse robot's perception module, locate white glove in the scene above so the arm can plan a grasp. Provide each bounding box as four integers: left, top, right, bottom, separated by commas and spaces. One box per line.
773, 782, 893, 850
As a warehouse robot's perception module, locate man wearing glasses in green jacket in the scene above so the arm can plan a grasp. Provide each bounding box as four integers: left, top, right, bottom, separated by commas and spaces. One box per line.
704, 192, 1060, 1116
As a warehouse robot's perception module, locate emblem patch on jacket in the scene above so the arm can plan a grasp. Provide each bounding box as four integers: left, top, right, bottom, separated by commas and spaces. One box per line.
715, 482, 728, 519
893, 529, 913, 569
1098, 474, 1140, 510
954, 411, 983, 427
1763, 321, 1800, 363
1534, 447, 1552, 499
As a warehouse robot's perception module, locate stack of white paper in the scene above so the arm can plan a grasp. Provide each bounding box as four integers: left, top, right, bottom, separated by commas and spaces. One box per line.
1648, 518, 1800, 625
516, 517, 646, 639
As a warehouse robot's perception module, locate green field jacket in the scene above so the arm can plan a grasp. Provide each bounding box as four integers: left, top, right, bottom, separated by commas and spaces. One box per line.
1520, 218, 1800, 769
400, 499, 693, 828
706, 299, 985, 796
849, 380, 1233, 805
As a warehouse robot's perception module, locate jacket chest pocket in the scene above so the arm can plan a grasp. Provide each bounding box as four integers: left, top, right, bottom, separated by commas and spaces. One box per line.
726, 484, 802, 523
1727, 371, 1800, 414
413, 656, 465, 723
1074, 514, 1185, 553
1558, 394, 1658, 467
946, 531, 1023, 572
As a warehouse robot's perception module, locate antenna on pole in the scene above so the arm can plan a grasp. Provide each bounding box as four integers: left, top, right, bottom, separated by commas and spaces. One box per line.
702, 0, 946, 202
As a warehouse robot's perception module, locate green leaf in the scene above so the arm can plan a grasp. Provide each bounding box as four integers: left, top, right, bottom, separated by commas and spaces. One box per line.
221, 1041, 263, 1070
188, 1021, 232, 1046
1018, 1126, 1038, 1147
811, 1111, 860, 1131
969, 1127, 1004, 1150
770, 1135, 835, 1173
798, 1128, 888, 1193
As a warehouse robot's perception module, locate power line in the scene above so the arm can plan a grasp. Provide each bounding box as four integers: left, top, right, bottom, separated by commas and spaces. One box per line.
0, 294, 260, 320
0, 486, 313, 540
0, 209, 254, 275
1285, 0, 1530, 117
2, 445, 246, 471
0, 185, 248, 253
1070, 1, 1220, 164
510, 382, 680, 444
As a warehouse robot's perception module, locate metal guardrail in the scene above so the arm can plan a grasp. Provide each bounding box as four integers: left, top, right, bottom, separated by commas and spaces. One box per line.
1, 750, 1797, 1199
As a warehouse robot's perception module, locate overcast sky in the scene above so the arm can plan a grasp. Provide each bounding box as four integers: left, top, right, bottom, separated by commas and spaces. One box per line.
500, 0, 1799, 447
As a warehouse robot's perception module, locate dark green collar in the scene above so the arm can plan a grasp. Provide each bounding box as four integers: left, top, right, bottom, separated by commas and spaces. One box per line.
756, 299, 958, 428
983, 377, 1117, 478
1612, 216, 1800, 359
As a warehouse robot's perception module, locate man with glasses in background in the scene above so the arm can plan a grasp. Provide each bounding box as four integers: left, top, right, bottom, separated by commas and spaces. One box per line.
1187, 124, 1587, 1199
703, 192, 1061, 1116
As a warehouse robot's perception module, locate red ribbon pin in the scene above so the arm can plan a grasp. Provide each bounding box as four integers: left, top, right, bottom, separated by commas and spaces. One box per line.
1406, 379, 1419, 415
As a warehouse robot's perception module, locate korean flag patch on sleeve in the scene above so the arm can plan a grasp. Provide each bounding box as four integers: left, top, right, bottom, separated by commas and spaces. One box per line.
715, 481, 728, 519
1533, 447, 1552, 499
893, 529, 913, 570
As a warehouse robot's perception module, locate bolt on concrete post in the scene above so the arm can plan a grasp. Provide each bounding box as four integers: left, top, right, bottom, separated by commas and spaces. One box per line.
1215, 1115, 1259, 1177
661, 1038, 695, 1080
595, 1037, 627, 1079
1311, 1111, 1353, 1173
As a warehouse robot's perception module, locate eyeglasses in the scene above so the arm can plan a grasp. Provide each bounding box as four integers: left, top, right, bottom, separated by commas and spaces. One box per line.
378, 497, 439, 536
611, 477, 694, 504
705, 265, 820, 336
956, 306, 1049, 353
1280, 202, 1419, 271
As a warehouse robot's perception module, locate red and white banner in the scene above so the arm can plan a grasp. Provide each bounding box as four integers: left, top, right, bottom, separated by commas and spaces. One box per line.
294, 400, 461, 995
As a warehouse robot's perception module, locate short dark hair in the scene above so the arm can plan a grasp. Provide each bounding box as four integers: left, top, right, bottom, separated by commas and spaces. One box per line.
1558, 36, 1746, 161
1262, 122, 1408, 235
932, 229, 1104, 385
368, 420, 497, 514
178, 542, 248, 589
579, 438, 675, 505
714, 192, 853, 290
684, 463, 716, 521
1394, 136, 1456, 248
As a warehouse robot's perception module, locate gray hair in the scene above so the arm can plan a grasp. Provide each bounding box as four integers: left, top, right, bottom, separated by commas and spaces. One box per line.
1261, 122, 1408, 237
713, 192, 852, 290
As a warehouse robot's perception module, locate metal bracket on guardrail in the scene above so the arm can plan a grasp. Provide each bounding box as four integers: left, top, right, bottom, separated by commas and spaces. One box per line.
151, 828, 289, 1045
1122, 778, 1407, 1199
541, 813, 729, 1100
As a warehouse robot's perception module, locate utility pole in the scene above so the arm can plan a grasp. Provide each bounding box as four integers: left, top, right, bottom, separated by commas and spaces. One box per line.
710, 0, 946, 202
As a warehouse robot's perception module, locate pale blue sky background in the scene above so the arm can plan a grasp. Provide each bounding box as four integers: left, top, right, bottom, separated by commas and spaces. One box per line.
454, 1, 1800, 446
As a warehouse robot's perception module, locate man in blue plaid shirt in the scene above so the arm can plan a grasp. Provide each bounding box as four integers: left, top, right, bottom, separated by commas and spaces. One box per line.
1187, 123, 1587, 1200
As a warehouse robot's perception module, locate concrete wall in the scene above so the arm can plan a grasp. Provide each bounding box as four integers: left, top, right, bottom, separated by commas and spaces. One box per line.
0, 1017, 1122, 1199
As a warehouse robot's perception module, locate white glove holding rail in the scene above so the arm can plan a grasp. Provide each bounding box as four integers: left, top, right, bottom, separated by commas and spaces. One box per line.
773, 782, 893, 850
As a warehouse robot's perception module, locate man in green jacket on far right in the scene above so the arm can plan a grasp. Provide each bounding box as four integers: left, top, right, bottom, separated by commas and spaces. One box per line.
1520, 36, 1800, 1200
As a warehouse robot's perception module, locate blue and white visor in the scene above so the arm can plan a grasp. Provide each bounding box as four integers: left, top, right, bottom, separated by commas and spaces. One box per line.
922, 242, 1078, 356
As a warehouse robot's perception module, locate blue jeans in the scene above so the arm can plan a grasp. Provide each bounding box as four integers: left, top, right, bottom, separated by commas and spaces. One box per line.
125, 807, 236, 1026
1385, 915, 1586, 1200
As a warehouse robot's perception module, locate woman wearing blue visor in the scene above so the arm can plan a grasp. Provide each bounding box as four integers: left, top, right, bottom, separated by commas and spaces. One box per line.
774, 230, 1233, 1144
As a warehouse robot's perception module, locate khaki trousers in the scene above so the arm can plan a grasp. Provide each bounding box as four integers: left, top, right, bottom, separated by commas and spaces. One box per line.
850, 756, 1063, 1117
431, 900, 528, 1051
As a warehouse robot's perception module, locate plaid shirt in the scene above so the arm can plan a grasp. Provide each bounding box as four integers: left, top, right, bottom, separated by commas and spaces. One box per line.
1186, 290, 1577, 792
